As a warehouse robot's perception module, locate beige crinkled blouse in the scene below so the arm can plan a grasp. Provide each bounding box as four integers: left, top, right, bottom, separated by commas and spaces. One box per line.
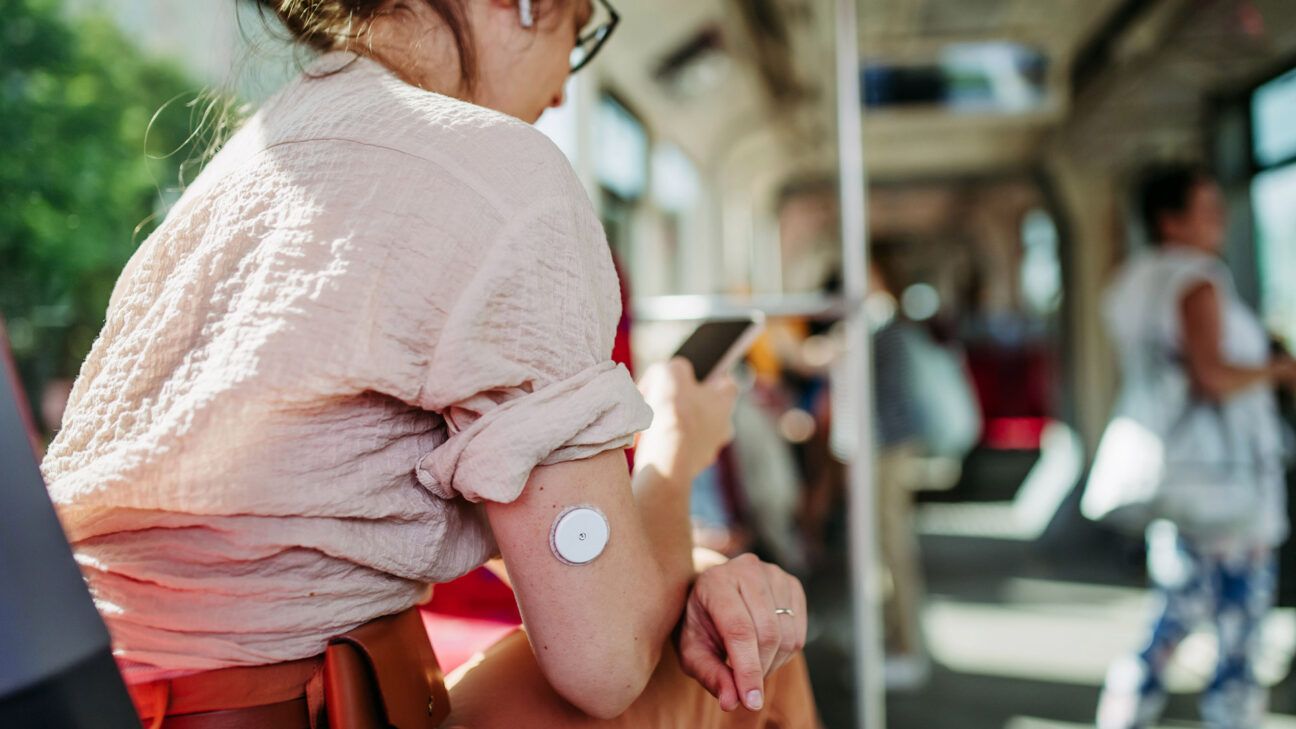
40, 52, 653, 673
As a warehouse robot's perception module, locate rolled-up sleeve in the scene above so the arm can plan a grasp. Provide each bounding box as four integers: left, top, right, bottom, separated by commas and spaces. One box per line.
413, 193, 653, 503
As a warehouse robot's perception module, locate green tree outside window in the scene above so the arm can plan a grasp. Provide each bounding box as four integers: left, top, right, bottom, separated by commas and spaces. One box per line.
2, 0, 199, 434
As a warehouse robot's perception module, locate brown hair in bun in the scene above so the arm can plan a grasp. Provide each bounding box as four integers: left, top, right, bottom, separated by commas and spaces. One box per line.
256, 0, 476, 88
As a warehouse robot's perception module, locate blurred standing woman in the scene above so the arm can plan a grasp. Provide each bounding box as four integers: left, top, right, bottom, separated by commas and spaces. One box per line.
41, 1, 816, 726
1087, 164, 1296, 729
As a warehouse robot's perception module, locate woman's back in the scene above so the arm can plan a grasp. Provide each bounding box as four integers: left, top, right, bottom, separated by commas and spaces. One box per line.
41, 52, 648, 673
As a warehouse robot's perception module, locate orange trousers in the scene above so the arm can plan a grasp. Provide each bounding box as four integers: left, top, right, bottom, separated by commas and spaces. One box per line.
445, 628, 819, 729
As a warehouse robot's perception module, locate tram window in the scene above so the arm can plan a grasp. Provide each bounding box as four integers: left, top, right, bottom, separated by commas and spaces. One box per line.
862, 42, 1047, 113
942, 42, 1046, 112
1251, 67, 1296, 167
1249, 64, 1296, 350
1251, 164, 1296, 348
651, 143, 700, 214
535, 78, 580, 163
596, 94, 648, 201
1019, 208, 1062, 316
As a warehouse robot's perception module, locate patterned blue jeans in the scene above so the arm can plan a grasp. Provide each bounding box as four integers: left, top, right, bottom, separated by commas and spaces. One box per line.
1097, 527, 1277, 729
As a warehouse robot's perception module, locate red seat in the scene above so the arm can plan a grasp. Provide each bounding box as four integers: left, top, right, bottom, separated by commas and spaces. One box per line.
421, 568, 521, 673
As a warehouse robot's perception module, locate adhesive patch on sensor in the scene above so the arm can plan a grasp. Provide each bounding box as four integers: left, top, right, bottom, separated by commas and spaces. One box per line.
550, 506, 609, 565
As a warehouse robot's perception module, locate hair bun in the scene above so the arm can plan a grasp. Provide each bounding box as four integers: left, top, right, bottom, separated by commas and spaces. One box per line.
255, 0, 336, 52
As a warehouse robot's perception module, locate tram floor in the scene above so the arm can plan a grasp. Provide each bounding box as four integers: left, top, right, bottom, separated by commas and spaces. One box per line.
802, 510, 1296, 729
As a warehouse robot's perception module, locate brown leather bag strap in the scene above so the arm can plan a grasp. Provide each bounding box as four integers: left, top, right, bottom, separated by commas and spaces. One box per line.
324, 608, 450, 729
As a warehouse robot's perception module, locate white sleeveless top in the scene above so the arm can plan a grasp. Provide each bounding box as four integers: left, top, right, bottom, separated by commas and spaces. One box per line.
1096, 246, 1288, 547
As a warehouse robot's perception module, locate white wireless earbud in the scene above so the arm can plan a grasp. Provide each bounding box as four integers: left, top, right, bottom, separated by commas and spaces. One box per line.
518, 0, 534, 28
550, 506, 609, 565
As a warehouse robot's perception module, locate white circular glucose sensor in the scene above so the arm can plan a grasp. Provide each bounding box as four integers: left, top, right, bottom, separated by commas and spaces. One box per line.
550, 506, 609, 565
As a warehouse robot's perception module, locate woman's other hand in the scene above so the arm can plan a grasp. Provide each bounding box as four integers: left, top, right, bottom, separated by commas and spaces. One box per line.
676, 553, 808, 712
635, 359, 739, 483
1272, 356, 1296, 389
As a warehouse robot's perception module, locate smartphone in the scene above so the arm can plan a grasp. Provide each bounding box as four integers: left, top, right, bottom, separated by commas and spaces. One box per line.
672, 313, 765, 382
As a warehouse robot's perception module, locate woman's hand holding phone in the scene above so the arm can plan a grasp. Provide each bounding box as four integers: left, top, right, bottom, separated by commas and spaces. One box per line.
634, 358, 738, 485
1273, 356, 1296, 389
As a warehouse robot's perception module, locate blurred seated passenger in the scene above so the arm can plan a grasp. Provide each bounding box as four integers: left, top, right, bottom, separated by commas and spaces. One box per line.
40, 1, 816, 726
729, 391, 810, 573
1088, 164, 1296, 729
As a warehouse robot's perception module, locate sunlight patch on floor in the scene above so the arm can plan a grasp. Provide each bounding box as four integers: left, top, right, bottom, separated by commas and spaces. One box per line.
924, 577, 1296, 691
1005, 715, 1296, 729
915, 422, 1085, 541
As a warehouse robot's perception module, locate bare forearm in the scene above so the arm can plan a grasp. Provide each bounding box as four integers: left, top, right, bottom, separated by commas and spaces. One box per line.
631, 458, 695, 602
1191, 361, 1280, 400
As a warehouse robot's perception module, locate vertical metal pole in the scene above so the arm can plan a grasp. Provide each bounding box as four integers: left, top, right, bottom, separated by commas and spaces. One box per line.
833, 0, 883, 728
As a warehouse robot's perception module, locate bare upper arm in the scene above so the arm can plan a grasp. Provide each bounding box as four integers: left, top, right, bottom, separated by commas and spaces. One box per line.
484, 450, 648, 609
482, 449, 668, 715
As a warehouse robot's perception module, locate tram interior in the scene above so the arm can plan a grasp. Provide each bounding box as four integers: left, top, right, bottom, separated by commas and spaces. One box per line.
5, 0, 1296, 727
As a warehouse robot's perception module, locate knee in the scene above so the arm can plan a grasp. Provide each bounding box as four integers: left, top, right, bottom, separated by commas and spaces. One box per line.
768, 651, 815, 699
761, 652, 819, 728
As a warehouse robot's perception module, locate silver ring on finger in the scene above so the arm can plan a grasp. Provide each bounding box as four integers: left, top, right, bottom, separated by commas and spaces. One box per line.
774, 607, 795, 617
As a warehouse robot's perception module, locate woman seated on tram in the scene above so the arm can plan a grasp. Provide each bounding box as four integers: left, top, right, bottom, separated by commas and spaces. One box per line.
41, 1, 817, 726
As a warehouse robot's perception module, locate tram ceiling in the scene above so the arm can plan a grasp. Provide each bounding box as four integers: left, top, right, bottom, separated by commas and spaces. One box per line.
598, 0, 832, 174
1057, 0, 1296, 168
600, 0, 1120, 184
857, 0, 1124, 61
854, 0, 1126, 177
601, 0, 754, 164
853, 0, 1296, 177
596, 0, 1296, 188
591, 0, 836, 219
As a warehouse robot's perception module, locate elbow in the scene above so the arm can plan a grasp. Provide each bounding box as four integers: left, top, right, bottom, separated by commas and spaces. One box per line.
1189, 371, 1229, 402
547, 639, 661, 720
567, 690, 637, 721
531, 570, 680, 719
1185, 358, 1232, 402
560, 581, 680, 718
552, 661, 653, 720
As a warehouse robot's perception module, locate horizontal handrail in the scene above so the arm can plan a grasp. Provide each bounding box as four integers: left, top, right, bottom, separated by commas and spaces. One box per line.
631, 293, 861, 322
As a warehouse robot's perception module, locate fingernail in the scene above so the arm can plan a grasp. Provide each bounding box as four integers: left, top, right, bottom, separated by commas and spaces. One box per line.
745, 689, 763, 710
